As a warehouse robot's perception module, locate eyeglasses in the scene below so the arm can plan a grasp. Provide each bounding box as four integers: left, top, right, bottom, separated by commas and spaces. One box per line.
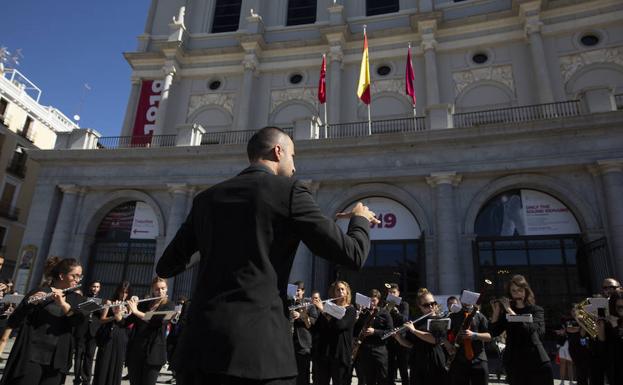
421, 301, 437, 308
68, 273, 83, 281
603, 285, 620, 290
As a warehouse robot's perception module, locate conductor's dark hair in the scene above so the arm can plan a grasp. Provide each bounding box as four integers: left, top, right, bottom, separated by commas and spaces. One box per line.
247, 126, 288, 162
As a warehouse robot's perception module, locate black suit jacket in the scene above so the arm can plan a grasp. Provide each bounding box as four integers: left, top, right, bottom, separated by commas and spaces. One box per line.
156, 164, 370, 379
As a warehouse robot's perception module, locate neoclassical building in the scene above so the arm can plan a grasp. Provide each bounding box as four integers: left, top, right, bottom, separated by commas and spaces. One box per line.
19, 0, 623, 323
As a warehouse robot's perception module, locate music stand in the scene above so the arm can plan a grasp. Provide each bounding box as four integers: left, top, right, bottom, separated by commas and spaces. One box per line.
144, 310, 177, 322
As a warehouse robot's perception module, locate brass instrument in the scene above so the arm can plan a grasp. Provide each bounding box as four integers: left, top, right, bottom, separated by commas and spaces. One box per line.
573, 299, 599, 339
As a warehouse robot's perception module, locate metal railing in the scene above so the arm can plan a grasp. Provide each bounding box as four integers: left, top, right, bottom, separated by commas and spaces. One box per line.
325, 116, 426, 138
615, 94, 623, 110
201, 127, 294, 146
97, 135, 177, 149
0, 201, 20, 221
453, 100, 582, 128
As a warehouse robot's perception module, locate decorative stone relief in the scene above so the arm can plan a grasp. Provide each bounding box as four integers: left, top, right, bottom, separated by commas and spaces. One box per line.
371, 79, 404, 95
187, 93, 235, 117
559, 47, 623, 83
452, 65, 515, 96
271, 88, 317, 112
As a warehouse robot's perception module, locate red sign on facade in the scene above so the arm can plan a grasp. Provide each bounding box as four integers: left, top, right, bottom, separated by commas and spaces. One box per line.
131, 80, 163, 146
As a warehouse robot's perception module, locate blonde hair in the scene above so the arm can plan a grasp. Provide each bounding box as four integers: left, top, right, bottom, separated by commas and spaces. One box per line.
329, 280, 352, 305
151, 277, 169, 304
416, 287, 433, 306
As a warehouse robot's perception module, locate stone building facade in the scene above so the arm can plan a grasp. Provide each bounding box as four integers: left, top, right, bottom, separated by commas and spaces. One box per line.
19, 0, 623, 320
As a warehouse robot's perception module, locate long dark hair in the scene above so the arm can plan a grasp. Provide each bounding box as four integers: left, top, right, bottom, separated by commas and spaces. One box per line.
43, 256, 80, 286
113, 281, 132, 301
505, 274, 536, 305
609, 289, 623, 317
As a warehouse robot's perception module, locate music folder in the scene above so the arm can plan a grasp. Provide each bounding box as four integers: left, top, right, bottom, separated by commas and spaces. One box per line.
2, 294, 24, 305
77, 298, 103, 313
144, 310, 177, 322
427, 318, 451, 332
506, 313, 533, 323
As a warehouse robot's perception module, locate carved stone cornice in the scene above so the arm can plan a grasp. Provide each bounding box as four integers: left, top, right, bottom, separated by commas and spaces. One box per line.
426, 172, 462, 187
163, 61, 178, 77
270, 88, 317, 112
595, 159, 623, 175
167, 183, 190, 195
452, 64, 515, 96
187, 93, 235, 117
371, 79, 404, 95
58, 184, 83, 195
328, 43, 344, 63
559, 47, 623, 83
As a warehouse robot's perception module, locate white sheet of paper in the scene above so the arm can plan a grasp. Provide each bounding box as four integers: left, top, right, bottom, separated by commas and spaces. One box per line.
386, 294, 402, 306
355, 293, 371, 308
460, 290, 480, 306
1, 294, 24, 304
287, 284, 298, 299
589, 297, 608, 309
506, 314, 533, 323
324, 301, 346, 319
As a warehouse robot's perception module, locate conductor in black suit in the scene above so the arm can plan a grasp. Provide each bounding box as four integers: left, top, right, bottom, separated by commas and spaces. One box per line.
156, 126, 378, 385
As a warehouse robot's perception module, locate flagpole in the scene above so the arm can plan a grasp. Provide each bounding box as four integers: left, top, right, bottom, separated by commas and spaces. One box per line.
324, 103, 328, 138
367, 104, 372, 136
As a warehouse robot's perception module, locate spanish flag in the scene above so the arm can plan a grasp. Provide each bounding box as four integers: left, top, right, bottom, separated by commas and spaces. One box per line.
356, 28, 371, 105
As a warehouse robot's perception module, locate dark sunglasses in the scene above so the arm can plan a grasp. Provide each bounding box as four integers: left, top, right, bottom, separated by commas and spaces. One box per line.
421, 301, 437, 308
603, 285, 620, 290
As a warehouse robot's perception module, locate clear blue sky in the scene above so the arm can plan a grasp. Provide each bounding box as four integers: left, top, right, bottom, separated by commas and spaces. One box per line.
0, 1, 151, 137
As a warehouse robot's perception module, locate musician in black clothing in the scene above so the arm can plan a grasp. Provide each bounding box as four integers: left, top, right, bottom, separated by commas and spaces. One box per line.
125, 277, 175, 385
0, 257, 84, 385
313, 281, 357, 385
73, 280, 101, 385
490, 275, 552, 385
448, 293, 491, 385
566, 315, 590, 385
386, 283, 410, 385
354, 289, 393, 385
393, 288, 448, 385
290, 281, 318, 385
597, 289, 623, 385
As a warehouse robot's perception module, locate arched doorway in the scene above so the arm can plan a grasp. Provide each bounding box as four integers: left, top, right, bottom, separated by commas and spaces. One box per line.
473, 189, 590, 328
86, 201, 159, 299
335, 197, 424, 307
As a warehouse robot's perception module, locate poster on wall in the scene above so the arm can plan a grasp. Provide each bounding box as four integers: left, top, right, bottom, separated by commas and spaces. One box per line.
336, 197, 421, 240
13, 245, 37, 294
131, 80, 163, 146
475, 189, 580, 236
130, 202, 159, 240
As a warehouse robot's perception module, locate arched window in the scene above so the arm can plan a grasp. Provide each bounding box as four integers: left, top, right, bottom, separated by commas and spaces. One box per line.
87, 201, 159, 298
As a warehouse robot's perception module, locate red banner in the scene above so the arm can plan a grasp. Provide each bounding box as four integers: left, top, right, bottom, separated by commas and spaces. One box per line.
131, 80, 163, 146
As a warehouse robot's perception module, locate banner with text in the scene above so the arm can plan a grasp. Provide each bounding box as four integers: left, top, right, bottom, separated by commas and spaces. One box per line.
131, 80, 163, 146
130, 202, 159, 239
337, 197, 421, 240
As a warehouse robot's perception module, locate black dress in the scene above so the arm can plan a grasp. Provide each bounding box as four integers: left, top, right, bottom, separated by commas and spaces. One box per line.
406, 322, 448, 385
314, 305, 357, 385
603, 321, 623, 385
92, 311, 129, 385
125, 300, 175, 385
489, 304, 552, 385
0, 288, 84, 385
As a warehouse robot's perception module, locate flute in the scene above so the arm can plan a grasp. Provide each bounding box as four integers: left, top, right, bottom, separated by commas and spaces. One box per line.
27, 284, 82, 305
96, 296, 167, 312
288, 296, 343, 311
381, 310, 441, 340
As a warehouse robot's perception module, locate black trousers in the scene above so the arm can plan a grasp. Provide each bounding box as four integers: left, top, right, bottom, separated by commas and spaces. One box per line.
295, 352, 311, 385
74, 334, 97, 385
176, 372, 296, 385
574, 361, 590, 385
388, 341, 409, 385
506, 361, 553, 385
126, 359, 162, 385
450, 361, 488, 385
314, 356, 351, 385
12, 361, 63, 385
360, 345, 389, 385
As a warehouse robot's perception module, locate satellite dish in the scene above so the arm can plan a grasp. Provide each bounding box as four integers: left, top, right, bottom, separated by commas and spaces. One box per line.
73, 114, 81, 121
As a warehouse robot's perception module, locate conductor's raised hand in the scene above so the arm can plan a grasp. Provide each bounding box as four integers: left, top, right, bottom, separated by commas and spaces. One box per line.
336, 202, 381, 225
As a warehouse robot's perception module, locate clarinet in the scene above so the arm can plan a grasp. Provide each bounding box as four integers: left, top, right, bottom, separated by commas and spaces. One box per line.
352, 307, 379, 362
27, 284, 82, 305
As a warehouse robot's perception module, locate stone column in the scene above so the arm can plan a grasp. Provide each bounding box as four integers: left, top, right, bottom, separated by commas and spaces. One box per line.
419, 20, 440, 106
153, 62, 178, 136
521, 2, 554, 104
426, 172, 462, 294
237, 54, 258, 131
597, 160, 623, 278
328, 44, 343, 125
48, 184, 83, 258
165, 184, 191, 245
121, 77, 142, 137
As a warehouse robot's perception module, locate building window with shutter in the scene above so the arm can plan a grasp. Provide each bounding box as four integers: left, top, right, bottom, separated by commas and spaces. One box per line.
212, 0, 243, 33
287, 0, 317, 26
366, 0, 399, 16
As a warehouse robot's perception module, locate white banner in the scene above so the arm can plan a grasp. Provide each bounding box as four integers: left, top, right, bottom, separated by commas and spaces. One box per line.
130, 202, 159, 239
337, 197, 421, 240
520, 190, 580, 235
